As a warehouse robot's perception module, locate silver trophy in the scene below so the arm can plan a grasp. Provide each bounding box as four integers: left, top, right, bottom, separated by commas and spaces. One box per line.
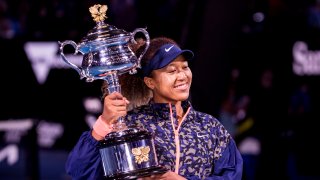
59, 4, 166, 179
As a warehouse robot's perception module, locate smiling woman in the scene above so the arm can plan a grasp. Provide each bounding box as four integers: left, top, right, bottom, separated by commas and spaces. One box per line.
65, 36, 243, 180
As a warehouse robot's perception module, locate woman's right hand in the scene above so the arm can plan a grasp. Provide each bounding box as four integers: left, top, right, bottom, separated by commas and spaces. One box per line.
101, 92, 130, 125
92, 92, 130, 140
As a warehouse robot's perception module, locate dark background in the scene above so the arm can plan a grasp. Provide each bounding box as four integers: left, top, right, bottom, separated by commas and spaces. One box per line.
1, 0, 320, 179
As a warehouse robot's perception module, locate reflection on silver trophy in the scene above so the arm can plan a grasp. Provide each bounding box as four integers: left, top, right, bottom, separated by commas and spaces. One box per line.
58, 4, 166, 180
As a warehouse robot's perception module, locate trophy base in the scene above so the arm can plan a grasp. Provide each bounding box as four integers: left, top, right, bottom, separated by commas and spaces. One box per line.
99, 127, 167, 180
104, 165, 167, 180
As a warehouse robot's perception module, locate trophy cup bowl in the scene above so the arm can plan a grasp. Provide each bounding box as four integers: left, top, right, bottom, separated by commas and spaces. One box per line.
59, 4, 166, 179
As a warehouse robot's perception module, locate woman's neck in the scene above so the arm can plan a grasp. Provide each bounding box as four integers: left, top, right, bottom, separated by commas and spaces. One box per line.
166, 101, 184, 120
152, 99, 184, 115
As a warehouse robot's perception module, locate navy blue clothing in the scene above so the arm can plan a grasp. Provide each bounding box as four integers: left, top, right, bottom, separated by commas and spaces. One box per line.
66, 101, 243, 179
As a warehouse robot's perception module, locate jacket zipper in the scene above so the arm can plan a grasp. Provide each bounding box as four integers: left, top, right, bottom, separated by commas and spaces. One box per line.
169, 103, 191, 174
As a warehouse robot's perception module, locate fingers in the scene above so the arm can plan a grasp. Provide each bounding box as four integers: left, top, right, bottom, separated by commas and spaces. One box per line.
106, 92, 130, 106
108, 91, 123, 99
123, 97, 130, 104
105, 92, 129, 107
101, 92, 130, 124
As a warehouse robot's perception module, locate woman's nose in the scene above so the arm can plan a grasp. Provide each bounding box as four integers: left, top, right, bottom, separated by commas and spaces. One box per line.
177, 71, 187, 79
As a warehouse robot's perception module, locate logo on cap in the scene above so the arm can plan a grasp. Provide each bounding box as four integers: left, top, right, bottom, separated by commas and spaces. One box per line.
165, 45, 174, 52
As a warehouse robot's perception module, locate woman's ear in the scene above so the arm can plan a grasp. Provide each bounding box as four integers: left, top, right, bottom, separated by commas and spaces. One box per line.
144, 77, 154, 90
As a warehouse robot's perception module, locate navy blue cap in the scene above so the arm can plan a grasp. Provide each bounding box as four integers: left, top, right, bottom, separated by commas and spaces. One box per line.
141, 44, 194, 77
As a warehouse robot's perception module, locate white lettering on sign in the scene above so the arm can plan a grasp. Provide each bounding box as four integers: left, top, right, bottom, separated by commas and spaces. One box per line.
0, 119, 64, 148
37, 121, 64, 148
24, 42, 82, 84
0, 119, 33, 143
292, 41, 320, 75
0, 145, 19, 165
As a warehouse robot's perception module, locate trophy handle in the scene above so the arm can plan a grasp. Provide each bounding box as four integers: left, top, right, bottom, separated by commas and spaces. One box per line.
58, 40, 84, 78
131, 28, 150, 69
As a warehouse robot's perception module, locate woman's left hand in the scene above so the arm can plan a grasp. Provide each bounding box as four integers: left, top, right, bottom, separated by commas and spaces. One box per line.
138, 171, 186, 180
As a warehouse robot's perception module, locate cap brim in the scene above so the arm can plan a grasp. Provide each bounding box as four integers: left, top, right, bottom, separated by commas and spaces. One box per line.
157, 49, 194, 69
141, 44, 195, 77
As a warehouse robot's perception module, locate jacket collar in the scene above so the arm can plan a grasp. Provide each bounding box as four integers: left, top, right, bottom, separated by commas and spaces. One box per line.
148, 100, 192, 120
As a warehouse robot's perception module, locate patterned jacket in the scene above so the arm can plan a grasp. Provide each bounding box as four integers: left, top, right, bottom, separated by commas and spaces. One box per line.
65, 101, 243, 180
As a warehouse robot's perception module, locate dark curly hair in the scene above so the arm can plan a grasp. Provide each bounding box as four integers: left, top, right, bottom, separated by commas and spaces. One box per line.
102, 36, 180, 110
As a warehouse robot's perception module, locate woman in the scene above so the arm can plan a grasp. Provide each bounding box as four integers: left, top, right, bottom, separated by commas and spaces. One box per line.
65, 37, 243, 180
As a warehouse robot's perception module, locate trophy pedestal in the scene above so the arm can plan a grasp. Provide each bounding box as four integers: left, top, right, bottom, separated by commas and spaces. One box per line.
59, 4, 159, 179
104, 165, 167, 180
98, 127, 167, 179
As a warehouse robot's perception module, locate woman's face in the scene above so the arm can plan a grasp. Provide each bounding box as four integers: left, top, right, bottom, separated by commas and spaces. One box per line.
144, 55, 192, 104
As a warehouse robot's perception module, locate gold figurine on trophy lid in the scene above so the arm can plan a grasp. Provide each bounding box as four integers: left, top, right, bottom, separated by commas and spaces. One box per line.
59, 2, 151, 82
89, 4, 108, 23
